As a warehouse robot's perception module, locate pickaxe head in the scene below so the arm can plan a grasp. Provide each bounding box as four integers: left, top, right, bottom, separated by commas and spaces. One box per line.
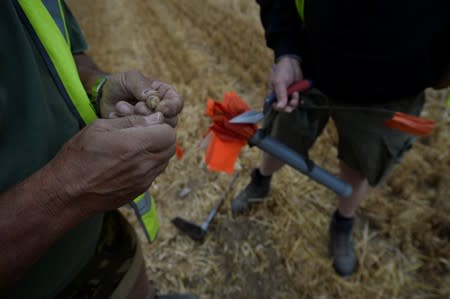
171, 217, 207, 242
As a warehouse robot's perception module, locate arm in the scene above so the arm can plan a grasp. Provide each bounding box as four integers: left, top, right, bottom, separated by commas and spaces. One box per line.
256, 0, 304, 112
74, 52, 108, 98
256, 0, 304, 60
0, 114, 176, 289
0, 162, 86, 288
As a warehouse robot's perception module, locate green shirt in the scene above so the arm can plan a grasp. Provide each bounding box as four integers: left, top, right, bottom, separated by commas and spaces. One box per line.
0, 1, 103, 297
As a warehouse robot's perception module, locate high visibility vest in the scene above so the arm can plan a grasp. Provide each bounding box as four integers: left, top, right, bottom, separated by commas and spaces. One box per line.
295, 0, 305, 23
15, 0, 159, 243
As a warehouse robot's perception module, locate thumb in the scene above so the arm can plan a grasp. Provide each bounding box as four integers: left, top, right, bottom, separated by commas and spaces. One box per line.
123, 71, 157, 102
104, 112, 164, 130
273, 81, 288, 109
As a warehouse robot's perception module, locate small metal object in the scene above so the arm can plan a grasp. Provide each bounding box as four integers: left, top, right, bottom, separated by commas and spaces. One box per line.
229, 79, 312, 124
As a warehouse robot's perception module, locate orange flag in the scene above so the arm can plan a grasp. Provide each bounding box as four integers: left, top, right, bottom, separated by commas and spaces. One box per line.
176, 142, 184, 160
203, 91, 257, 174
384, 112, 435, 136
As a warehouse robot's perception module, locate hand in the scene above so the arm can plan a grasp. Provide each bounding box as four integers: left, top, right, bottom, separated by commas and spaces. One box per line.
49, 113, 176, 214
99, 71, 184, 127
269, 56, 304, 113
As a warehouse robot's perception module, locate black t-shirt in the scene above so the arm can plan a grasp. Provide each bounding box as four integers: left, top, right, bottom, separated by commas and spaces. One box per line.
257, 0, 450, 103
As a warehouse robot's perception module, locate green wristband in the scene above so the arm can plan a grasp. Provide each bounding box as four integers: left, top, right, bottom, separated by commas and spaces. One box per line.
90, 75, 108, 116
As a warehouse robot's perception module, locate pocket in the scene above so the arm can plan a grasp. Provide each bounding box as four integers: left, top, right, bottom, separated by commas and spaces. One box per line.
384, 135, 415, 163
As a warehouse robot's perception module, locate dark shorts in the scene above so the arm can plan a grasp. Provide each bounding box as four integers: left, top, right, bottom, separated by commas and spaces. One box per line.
263, 88, 425, 186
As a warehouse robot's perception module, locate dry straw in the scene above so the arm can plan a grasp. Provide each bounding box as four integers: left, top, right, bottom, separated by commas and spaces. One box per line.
70, 0, 450, 298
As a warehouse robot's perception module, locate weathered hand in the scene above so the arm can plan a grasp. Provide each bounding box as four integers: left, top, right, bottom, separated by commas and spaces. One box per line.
99, 71, 183, 127
270, 56, 304, 113
49, 113, 176, 215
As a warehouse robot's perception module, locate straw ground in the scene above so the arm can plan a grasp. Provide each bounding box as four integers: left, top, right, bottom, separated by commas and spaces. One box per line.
69, 1, 450, 298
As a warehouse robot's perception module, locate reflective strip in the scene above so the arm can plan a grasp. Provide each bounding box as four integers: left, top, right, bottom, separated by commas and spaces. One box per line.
130, 192, 160, 243
17, 0, 160, 242
295, 0, 305, 22
17, 0, 97, 125
42, 0, 70, 46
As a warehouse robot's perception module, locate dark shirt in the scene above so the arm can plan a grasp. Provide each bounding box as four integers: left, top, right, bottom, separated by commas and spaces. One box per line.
257, 0, 450, 103
0, 1, 103, 297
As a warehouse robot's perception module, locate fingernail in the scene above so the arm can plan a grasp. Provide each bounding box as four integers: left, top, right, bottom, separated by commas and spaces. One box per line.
146, 112, 162, 122
143, 88, 156, 95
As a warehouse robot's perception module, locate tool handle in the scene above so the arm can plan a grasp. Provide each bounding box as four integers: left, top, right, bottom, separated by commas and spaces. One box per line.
201, 173, 239, 231
263, 79, 313, 113
249, 131, 352, 197
201, 207, 219, 231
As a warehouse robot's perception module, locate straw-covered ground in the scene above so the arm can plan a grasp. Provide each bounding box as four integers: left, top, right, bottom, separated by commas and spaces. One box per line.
69, 1, 449, 298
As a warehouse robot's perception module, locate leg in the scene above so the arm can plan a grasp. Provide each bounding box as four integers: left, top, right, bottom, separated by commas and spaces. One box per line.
231, 89, 330, 214
336, 160, 369, 217
260, 152, 284, 176
230, 153, 280, 214
329, 161, 368, 277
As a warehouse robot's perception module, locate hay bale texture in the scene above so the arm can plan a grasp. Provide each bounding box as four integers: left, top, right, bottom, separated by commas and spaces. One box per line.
69, 1, 449, 298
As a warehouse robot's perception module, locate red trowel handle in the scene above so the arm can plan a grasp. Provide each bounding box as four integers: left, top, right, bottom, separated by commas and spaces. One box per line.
263, 79, 313, 113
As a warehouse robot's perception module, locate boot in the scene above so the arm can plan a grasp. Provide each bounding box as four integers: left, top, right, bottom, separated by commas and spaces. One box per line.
231, 168, 271, 214
329, 210, 357, 277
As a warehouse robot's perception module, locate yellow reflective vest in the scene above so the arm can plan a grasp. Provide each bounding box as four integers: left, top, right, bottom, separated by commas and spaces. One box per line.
16, 0, 159, 243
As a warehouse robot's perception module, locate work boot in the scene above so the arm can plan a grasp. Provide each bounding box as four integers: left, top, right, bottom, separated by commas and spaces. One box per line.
329, 210, 357, 277
231, 168, 271, 214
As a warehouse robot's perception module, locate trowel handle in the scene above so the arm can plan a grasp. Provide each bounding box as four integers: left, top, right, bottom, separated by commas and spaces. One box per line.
263, 79, 313, 113
249, 131, 352, 197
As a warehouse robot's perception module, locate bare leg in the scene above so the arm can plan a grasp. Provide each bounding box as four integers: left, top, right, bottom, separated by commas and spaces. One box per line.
259, 152, 285, 176
336, 160, 369, 217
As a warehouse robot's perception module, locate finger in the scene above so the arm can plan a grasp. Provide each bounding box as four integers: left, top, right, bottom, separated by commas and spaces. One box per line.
164, 116, 178, 128
123, 71, 157, 102
135, 101, 152, 115
287, 92, 300, 109
154, 87, 184, 118
102, 112, 164, 130
129, 124, 176, 153
108, 112, 120, 119
272, 80, 288, 109
115, 101, 134, 116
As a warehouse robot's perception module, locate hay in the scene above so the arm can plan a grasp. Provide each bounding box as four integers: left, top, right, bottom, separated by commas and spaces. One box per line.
69, 1, 450, 298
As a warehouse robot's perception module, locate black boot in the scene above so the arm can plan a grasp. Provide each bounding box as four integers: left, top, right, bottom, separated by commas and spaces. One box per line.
329, 210, 357, 277
231, 168, 272, 214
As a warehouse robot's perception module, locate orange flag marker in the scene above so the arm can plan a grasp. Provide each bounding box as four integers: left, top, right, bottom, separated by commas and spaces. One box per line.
202, 91, 257, 174
384, 112, 435, 136
176, 142, 184, 160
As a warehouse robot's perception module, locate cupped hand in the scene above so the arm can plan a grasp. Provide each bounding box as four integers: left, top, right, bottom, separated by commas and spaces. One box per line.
269, 56, 304, 113
99, 71, 183, 127
49, 113, 176, 215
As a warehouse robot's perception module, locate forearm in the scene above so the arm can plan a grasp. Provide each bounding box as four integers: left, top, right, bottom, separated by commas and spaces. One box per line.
74, 53, 108, 94
0, 163, 87, 289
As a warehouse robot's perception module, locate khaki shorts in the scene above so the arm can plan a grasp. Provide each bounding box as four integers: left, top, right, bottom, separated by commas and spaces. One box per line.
263, 88, 425, 186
